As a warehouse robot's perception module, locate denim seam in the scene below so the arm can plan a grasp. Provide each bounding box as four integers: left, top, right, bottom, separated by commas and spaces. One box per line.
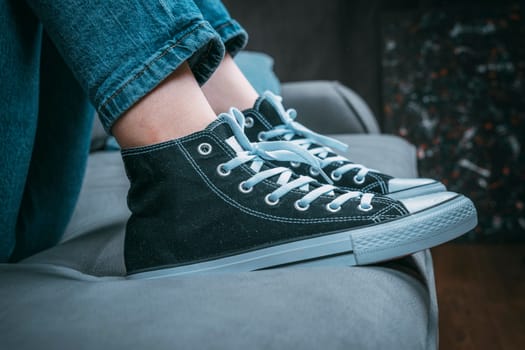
99, 22, 208, 112
98, 21, 224, 132
213, 19, 247, 55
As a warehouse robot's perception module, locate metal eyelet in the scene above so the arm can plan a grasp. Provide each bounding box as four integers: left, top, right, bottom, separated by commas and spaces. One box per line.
357, 203, 373, 212
217, 164, 231, 176
294, 200, 310, 211
290, 161, 301, 168
197, 143, 212, 155
309, 167, 320, 177
238, 181, 253, 194
264, 194, 279, 206
245, 117, 254, 128
257, 132, 267, 142
331, 171, 342, 181
326, 203, 342, 213
353, 175, 365, 184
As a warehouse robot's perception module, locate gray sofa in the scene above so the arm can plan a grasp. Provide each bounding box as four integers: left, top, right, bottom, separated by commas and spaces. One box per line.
0, 81, 438, 350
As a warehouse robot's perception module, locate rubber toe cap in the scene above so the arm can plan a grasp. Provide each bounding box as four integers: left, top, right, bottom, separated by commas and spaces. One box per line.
388, 178, 444, 193
399, 191, 460, 214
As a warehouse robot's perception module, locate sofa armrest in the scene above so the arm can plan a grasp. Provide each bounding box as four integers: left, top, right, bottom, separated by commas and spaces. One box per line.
281, 81, 380, 134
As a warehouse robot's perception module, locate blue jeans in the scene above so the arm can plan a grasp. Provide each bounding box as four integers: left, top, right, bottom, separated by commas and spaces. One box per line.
0, 0, 247, 262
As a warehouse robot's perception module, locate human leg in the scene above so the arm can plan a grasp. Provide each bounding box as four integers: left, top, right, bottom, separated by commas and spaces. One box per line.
25, 0, 225, 135
201, 53, 259, 114
3, 0, 225, 260
9, 33, 94, 261
193, 0, 259, 113
112, 62, 216, 148
0, 1, 42, 262
112, 0, 256, 147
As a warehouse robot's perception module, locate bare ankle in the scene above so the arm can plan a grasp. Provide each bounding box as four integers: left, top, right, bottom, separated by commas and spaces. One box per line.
112, 63, 216, 148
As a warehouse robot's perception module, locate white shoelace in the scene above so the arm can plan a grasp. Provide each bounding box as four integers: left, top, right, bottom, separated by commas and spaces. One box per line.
215, 109, 374, 212
254, 91, 377, 184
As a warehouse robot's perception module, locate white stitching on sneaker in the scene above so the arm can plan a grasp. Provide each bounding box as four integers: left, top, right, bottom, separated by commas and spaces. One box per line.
219, 109, 372, 210
174, 118, 404, 224
181, 140, 402, 223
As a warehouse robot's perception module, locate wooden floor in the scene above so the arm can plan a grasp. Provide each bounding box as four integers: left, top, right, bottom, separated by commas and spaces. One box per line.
432, 244, 525, 350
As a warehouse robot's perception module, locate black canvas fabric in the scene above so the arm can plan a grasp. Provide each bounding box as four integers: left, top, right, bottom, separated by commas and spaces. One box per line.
122, 116, 408, 274
242, 98, 394, 194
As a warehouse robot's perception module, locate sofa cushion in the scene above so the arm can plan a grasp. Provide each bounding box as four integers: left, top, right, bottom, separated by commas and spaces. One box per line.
0, 260, 434, 350
4, 134, 437, 349
332, 134, 419, 178
281, 81, 380, 135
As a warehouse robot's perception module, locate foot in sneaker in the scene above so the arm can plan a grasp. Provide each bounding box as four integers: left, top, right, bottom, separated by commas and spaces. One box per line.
123, 109, 476, 279
242, 91, 446, 199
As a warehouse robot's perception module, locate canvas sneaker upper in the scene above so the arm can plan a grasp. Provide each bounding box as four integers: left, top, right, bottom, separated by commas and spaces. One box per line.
122, 108, 476, 278
241, 91, 446, 200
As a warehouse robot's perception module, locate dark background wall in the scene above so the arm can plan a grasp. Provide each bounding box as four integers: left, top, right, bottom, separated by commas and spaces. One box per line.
223, 0, 518, 125
223, 0, 385, 119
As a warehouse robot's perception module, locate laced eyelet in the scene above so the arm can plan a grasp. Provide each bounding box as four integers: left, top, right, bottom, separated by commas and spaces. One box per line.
257, 132, 267, 142
265, 194, 279, 206
197, 143, 212, 155
326, 203, 341, 213
353, 175, 365, 184
309, 167, 320, 177
294, 200, 310, 211
238, 181, 253, 193
357, 203, 373, 212
245, 116, 254, 128
216, 164, 231, 176
290, 161, 301, 168
330, 171, 342, 181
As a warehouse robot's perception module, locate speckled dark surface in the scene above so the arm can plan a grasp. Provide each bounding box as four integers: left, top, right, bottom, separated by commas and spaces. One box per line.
382, 4, 525, 241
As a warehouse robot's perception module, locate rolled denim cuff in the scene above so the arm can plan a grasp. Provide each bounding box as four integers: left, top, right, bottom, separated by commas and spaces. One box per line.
213, 19, 248, 57
97, 21, 224, 134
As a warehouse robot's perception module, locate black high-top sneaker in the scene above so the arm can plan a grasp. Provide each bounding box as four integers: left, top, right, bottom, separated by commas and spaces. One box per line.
242, 91, 446, 199
122, 109, 477, 279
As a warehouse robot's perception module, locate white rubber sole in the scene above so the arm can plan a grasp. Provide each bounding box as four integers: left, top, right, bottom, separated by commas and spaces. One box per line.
127, 194, 476, 279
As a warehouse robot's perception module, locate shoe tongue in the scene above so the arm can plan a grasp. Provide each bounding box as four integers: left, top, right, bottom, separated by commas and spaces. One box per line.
209, 115, 249, 153
254, 96, 287, 127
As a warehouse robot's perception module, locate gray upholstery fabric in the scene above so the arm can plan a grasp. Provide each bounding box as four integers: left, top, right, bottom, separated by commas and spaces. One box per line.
332, 134, 419, 178
281, 81, 380, 135
1, 134, 437, 350
1, 262, 432, 350
1, 81, 437, 349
